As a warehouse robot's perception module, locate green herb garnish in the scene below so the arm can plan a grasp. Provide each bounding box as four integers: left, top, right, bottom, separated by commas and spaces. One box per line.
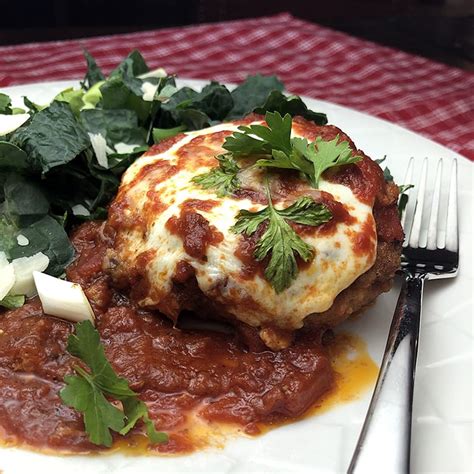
192, 154, 241, 196
375, 157, 413, 216
232, 188, 332, 293
222, 111, 362, 188
60, 320, 167, 448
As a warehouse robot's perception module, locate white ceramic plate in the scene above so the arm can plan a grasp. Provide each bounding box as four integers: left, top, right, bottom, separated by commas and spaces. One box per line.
1, 80, 473, 474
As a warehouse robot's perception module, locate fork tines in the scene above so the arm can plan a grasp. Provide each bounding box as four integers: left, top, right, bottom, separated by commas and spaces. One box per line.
400, 158, 458, 276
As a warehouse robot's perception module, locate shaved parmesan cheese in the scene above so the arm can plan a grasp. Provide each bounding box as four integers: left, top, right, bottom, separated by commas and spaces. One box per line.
16, 234, 29, 246
114, 142, 141, 154
141, 81, 159, 102
72, 204, 90, 217
11, 252, 50, 297
0, 252, 15, 300
33, 272, 95, 323
0, 113, 30, 135
139, 68, 167, 79
88, 132, 108, 168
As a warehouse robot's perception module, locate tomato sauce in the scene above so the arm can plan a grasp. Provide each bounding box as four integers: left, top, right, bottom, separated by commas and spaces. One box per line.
166, 211, 224, 260
0, 222, 377, 455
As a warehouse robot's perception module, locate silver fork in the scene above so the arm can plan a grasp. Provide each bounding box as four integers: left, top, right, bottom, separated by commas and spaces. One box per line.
348, 158, 459, 474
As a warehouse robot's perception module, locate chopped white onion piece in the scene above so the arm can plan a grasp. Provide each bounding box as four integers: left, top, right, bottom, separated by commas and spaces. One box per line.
88, 132, 108, 169
33, 272, 95, 324
11, 252, 50, 297
0, 252, 15, 300
0, 113, 30, 135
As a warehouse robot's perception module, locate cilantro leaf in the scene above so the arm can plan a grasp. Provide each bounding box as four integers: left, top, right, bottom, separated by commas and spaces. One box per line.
232, 193, 332, 293
192, 154, 241, 196
60, 321, 168, 447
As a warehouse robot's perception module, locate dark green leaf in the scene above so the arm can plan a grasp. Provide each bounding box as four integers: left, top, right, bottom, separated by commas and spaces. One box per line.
254, 91, 327, 125
0, 93, 12, 114
82, 49, 105, 89
0, 142, 28, 170
162, 83, 233, 129
0, 215, 17, 255
100, 74, 151, 122
11, 101, 91, 173
110, 50, 149, 78
398, 184, 414, 216
22, 96, 46, 113
3, 173, 49, 217
8, 215, 74, 276
226, 74, 284, 119
80, 108, 147, 149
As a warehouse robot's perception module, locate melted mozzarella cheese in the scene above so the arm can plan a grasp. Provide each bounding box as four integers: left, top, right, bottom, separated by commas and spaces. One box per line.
108, 121, 377, 332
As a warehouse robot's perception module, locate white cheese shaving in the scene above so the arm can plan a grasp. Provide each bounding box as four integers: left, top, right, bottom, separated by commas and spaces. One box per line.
72, 204, 91, 217
141, 81, 159, 102
139, 68, 167, 79
10, 252, 50, 297
16, 234, 29, 246
0, 252, 15, 300
88, 132, 109, 169
0, 113, 30, 135
33, 272, 95, 323
114, 142, 141, 154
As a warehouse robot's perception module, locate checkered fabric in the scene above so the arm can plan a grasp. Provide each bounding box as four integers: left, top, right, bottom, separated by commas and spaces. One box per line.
1, 13, 473, 159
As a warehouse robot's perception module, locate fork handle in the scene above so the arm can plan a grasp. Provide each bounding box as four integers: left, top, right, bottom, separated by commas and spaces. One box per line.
347, 273, 426, 474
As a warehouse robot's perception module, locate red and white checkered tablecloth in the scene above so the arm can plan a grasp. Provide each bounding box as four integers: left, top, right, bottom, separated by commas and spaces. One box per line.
1, 13, 473, 160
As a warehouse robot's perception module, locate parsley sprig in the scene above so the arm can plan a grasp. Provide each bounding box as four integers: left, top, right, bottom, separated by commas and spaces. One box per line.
191, 154, 240, 196
223, 111, 362, 188
232, 187, 332, 293
60, 321, 168, 447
